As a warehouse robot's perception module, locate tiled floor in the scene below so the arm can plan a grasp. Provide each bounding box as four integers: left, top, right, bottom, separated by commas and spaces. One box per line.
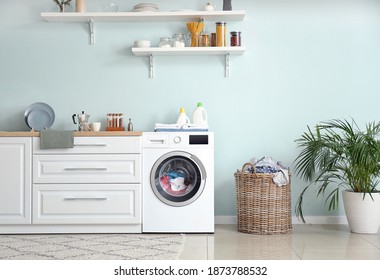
179, 224, 380, 260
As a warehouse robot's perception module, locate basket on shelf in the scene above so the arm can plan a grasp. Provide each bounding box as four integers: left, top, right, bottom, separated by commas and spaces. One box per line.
234, 162, 292, 234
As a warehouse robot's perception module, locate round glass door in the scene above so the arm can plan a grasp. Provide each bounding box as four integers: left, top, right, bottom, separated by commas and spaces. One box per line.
150, 151, 207, 207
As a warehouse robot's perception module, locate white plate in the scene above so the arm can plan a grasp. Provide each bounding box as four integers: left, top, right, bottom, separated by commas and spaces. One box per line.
133, 3, 158, 9
132, 7, 159, 12
24, 102, 55, 131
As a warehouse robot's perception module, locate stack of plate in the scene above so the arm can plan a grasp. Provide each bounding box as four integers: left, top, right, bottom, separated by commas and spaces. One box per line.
24, 102, 55, 131
132, 3, 159, 12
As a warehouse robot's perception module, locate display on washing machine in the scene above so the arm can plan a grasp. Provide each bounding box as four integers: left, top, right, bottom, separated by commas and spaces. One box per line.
153, 156, 203, 205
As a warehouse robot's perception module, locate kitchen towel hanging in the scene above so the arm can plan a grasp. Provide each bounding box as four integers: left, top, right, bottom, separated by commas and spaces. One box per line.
40, 129, 74, 149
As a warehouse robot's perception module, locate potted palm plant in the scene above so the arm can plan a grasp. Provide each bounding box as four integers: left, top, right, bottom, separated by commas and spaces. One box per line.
294, 119, 380, 233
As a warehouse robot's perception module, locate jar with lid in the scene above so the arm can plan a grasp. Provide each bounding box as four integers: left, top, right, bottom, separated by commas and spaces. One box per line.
199, 33, 211, 47
215, 22, 227, 47
230, 31, 241, 47
172, 33, 186, 48
159, 37, 171, 48
210, 32, 217, 47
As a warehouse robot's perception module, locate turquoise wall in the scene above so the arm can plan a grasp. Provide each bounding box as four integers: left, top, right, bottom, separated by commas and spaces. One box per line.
1, 0, 380, 219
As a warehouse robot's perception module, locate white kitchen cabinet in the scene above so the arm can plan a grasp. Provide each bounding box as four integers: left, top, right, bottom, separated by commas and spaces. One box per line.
0, 135, 142, 233
0, 137, 31, 224
32, 136, 142, 232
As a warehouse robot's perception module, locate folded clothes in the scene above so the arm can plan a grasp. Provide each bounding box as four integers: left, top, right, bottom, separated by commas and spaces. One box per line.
154, 123, 208, 132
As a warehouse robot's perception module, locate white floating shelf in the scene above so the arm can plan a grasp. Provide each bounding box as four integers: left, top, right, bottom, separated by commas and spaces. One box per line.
131, 46, 246, 56
41, 11, 246, 23
131, 47, 246, 78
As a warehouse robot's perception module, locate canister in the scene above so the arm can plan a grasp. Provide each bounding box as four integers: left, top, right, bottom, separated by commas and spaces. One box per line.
200, 33, 211, 47
211, 32, 217, 47
230, 31, 241, 47
215, 22, 227, 47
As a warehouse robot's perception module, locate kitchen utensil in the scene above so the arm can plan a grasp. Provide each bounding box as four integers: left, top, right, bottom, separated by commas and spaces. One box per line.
204, 3, 216, 11
90, 122, 101, 131
72, 111, 90, 131
24, 102, 55, 131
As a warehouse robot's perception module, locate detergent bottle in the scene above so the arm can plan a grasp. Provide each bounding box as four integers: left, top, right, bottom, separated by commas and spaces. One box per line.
176, 107, 190, 126
192, 102, 208, 125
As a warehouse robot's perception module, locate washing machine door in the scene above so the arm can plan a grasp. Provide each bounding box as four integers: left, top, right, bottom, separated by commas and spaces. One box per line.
150, 151, 207, 207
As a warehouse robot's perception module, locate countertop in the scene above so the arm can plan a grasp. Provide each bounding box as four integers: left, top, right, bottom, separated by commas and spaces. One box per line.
0, 131, 143, 137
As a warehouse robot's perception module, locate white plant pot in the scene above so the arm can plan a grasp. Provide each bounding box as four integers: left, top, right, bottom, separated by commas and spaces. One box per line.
342, 191, 380, 234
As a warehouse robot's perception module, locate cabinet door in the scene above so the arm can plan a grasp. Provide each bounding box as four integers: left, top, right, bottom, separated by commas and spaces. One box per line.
0, 137, 31, 224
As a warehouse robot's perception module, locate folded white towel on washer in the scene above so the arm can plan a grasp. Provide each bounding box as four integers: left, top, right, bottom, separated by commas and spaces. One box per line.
154, 123, 208, 132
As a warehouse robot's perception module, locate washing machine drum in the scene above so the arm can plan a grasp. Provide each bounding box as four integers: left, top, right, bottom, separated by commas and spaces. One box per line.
150, 151, 207, 207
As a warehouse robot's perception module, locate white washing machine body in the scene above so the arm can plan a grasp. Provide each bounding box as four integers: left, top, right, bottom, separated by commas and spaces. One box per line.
142, 132, 214, 233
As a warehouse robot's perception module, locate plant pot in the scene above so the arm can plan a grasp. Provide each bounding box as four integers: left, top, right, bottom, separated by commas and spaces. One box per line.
342, 191, 380, 234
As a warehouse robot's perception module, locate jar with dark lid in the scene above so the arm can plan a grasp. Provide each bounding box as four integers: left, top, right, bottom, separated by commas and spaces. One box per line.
230, 31, 241, 47
215, 22, 227, 47
211, 32, 217, 47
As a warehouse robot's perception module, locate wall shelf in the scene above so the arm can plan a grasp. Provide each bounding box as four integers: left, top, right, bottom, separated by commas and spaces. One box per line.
41, 11, 245, 45
131, 47, 246, 78
41, 10, 245, 23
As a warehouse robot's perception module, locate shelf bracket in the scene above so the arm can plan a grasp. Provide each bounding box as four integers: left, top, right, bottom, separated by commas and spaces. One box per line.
149, 54, 154, 78
225, 53, 230, 78
89, 18, 95, 45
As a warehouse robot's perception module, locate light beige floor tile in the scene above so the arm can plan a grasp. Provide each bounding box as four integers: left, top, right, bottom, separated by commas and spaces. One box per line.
294, 247, 380, 260
179, 246, 208, 260
179, 235, 208, 260
179, 224, 380, 260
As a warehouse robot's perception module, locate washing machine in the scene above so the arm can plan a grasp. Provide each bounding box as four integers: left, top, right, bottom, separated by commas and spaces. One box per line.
142, 132, 214, 233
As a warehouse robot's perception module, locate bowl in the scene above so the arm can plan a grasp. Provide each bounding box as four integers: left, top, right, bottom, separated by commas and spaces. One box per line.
134, 40, 151, 48
101, 3, 119, 12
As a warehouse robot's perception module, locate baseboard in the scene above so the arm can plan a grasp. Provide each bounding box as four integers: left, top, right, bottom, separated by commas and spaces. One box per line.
215, 216, 348, 225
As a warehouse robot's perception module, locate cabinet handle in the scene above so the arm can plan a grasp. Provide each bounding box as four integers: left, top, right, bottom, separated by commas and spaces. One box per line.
74, 143, 108, 147
64, 167, 108, 171
63, 197, 108, 201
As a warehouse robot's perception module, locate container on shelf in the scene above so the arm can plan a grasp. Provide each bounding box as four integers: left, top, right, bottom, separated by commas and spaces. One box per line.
159, 37, 171, 48
172, 34, 186, 48
230, 31, 241, 47
199, 33, 211, 47
216, 22, 227, 47
211, 32, 217, 47
76, 0, 86, 12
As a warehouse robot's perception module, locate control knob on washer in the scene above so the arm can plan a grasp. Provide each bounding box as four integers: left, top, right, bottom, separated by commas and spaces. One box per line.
173, 136, 181, 144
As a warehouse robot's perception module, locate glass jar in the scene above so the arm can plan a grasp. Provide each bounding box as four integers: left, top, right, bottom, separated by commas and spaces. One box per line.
210, 32, 217, 47
172, 33, 186, 48
215, 22, 227, 47
159, 37, 171, 48
230, 31, 241, 47
199, 33, 211, 47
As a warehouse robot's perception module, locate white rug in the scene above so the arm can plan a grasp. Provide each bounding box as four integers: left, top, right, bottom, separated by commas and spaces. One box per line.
0, 233, 185, 260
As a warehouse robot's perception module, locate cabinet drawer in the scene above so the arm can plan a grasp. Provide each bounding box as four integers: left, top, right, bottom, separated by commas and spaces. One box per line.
33, 184, 141, 224
33, 154, 141, 183
33, 136, 141, 154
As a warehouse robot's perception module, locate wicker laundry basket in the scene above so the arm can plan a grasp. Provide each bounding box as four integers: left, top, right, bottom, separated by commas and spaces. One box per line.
234, 163, 292, 234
